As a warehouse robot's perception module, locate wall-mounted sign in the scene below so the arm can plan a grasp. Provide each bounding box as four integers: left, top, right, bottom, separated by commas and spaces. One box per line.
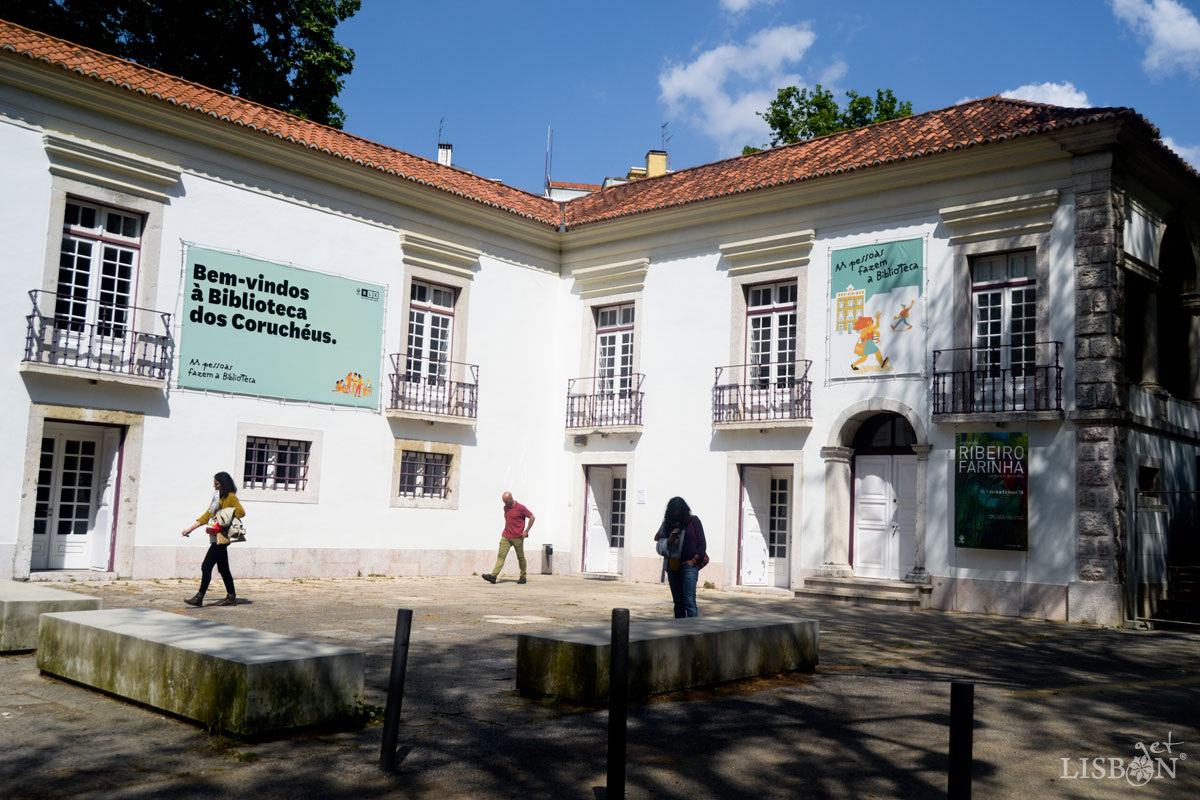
954, 431, 1029, 551
829, 237, 923, 379
179, 247, 385, 408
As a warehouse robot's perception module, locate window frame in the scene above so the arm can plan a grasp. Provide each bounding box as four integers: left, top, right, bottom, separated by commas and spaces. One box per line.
970, 250, 1037, 376
390, 438, 461, 510
744, 279, 799, 386
233, 423, 323, 504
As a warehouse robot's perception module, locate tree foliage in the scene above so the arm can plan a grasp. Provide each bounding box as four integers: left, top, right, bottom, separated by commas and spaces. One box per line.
3, 0, 361, 128
743, 85, 913, 155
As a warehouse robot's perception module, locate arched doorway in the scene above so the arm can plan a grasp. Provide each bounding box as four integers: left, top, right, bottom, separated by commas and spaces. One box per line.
818, 398, 930, 582
850, 413, 917, 580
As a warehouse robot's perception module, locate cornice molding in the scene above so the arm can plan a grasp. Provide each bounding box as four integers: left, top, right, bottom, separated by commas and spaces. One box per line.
571, 257, 650, 299
719, 229, 815, 277
398, 231, 481, 280
43, 131, 180, 202
939, 189, 1060, 245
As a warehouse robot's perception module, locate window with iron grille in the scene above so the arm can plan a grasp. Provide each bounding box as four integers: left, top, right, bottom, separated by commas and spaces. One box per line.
398, 451, 452, 499
243, 436, 311, 491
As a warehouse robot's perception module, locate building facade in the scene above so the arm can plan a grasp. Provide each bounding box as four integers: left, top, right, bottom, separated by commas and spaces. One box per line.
2, 20, 1198, 626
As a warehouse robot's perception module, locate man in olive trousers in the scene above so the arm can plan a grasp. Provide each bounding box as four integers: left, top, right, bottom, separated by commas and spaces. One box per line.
482, 491, 535, 584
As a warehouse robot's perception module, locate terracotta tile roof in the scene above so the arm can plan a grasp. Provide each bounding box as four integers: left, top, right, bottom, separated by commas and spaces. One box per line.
548, 180, 602, 191
561, 96, 1183, 228
2, 19, 1192, 236
0, 18, 562, 226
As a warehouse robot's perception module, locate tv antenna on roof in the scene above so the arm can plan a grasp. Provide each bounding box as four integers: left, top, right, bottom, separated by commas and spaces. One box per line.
544, 125, 554, 194
438, 117, 445, 145
661, 122, 672, 170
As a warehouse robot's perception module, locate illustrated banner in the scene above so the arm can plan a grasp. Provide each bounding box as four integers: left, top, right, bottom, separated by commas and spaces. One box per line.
829, 237, 923, 379
954, 431, 1029, 551
179, 247, 385, 408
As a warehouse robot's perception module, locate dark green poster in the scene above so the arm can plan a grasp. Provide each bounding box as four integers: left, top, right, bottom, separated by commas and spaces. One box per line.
954, 432, 1029, 551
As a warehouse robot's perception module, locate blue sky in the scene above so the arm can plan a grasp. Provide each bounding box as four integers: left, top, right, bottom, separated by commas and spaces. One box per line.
336, 0, 1200, 195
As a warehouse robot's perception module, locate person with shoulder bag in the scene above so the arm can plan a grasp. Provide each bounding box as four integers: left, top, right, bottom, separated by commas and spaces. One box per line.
180, 471, 245, 607
652, 496, 708, 618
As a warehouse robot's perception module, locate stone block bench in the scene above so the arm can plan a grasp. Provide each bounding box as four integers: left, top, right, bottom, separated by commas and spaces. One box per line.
1, 581, 102, 652
37, 608, 364, 734
516, 613, 818, 704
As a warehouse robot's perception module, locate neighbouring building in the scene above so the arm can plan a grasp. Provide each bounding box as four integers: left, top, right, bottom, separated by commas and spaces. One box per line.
2, 19, 1198, 626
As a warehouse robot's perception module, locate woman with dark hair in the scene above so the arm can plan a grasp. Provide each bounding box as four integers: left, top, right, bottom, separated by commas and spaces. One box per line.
653, 496, 707, 618
180, 471, 244, 607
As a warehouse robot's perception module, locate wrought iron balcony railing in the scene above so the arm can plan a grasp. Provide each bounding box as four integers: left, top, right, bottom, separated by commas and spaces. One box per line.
22, 290, 173, 380
387, 354, 479, 420
932, 342, 1063, 414
713, 359, 813, 424
566, 373, 644, 429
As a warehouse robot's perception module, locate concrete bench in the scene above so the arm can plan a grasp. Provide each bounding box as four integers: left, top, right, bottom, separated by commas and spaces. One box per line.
37, 608, 364, 734
516, 613, 818, 704
1, 581, 102, 652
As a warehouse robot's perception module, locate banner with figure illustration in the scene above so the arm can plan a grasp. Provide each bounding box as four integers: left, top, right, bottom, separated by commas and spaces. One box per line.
179, 246, 385, 408
829, 237, 923, 379
954, 431, 1029, 551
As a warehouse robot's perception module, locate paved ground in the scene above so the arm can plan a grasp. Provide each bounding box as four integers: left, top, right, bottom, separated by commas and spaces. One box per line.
1, 573, 1197, 799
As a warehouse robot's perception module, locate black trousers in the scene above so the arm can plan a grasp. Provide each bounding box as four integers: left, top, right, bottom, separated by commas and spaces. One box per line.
199, 542, 236, 595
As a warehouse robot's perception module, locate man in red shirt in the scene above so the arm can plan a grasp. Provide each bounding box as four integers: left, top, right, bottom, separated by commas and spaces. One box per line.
482, 491, 535, 584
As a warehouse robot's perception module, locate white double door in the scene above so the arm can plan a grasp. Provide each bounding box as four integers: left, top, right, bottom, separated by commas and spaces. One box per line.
852, 455, 917, 580
739, 466, 792, 588
583, 466, 627, 574
31, 422, 121, 571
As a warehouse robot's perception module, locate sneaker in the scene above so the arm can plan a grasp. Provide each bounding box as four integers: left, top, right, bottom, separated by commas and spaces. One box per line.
481, 574, 496, 584
517, 577, 527, 584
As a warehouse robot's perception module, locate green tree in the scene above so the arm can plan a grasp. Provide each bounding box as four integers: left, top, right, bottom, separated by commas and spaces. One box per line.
2, 0, 361, 128
743, 86, 913, 154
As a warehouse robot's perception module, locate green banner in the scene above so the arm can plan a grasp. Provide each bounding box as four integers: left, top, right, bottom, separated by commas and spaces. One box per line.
179, 247, 385, 407
830, 238, 923, 378
954, 432, 1029, 551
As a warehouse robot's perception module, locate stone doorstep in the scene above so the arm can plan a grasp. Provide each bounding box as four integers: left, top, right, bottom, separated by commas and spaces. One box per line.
797, 577, 932, 610
0, 581, 103, 652
515, 614, 819, 705
36, 608, 364, 734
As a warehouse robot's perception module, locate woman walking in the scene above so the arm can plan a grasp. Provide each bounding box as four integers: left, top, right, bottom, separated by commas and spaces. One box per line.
653, 496, 707, 618
180, 471, 244, 607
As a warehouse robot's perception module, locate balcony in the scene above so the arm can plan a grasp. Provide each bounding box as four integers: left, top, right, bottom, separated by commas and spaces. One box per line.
713, 360, 813, 430
565, 374, 644, 431
932, 342, 1063, 421
19, 290, 173, 387
386, 355, 478, 424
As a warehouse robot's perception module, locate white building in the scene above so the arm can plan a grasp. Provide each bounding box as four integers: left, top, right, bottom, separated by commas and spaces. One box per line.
3, 20, 1198, 626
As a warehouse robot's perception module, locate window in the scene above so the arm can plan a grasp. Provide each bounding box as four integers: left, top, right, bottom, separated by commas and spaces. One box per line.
234, 423, 322, 503
406, 280, 455, 384
746, 281, 797, 385
971, 251, 1035, 378
595, 303, 635, 392
57, 200, 141, 339
398, 451, 452, 499
243, 436, 311, 491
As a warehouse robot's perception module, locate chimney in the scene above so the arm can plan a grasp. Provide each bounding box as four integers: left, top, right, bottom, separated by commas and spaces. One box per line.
438, 142, 453, 166
646, 150, 668, 178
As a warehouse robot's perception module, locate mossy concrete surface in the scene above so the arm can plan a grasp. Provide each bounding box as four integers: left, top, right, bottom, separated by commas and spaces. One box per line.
36, 607, 364, 734
516, 613, 818, 703
0, 580, 101, 652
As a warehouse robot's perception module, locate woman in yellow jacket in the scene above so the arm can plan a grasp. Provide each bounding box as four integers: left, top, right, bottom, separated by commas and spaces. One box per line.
180, 471, 245, 607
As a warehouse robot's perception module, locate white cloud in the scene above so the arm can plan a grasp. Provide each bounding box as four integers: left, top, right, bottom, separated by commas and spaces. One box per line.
1162, 136, 1200, 168
659, 25, 816, 155
720, 0, 777, 12
1111, 0, 1200, 78
998, 81, 1091, 107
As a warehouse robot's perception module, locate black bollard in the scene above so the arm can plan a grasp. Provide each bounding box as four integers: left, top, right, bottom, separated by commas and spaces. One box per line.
607, 607, 630, 799
379, 608, 413, 772
948, 681, 974, 799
